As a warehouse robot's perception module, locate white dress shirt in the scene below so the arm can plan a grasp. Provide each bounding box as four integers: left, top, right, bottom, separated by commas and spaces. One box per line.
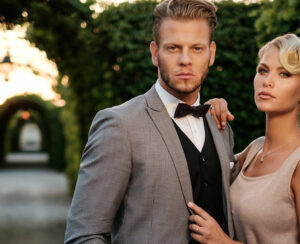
155, 81, 206, 152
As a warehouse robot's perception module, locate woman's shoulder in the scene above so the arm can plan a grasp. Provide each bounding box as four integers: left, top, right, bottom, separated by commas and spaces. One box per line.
290, 148, 300, 170
236, 136, 265, 168
287, 144, 300, 163
251, 136, 265, 147
243, 136, 265, 157
294, 147, 300, 157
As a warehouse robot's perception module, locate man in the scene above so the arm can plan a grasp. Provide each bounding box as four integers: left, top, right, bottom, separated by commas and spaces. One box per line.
65, 0, 235, 243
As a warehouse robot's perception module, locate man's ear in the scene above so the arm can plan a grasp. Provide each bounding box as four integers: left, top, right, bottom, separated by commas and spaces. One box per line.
150, 41, 159, 67
208, 41, 216, 67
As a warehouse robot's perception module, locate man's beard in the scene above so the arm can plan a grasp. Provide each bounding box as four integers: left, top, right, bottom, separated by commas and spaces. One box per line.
158, 56, 209, 95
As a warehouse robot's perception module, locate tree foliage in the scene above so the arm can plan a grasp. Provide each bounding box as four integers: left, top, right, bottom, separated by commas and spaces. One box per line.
254, 0, 300, 46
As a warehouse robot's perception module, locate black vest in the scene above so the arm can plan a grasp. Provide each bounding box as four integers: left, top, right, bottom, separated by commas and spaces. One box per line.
172, 119, 227, 242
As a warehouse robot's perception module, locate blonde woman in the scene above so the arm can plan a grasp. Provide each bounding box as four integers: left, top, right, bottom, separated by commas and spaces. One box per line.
188, 33, 300, 244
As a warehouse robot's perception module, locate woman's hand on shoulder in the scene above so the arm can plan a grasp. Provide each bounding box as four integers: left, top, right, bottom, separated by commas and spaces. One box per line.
188, 202, 241, 244
204, 98, 234, 130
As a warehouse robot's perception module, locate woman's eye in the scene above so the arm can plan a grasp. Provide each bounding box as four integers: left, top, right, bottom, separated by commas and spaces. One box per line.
280, 72, 291, 78
257, 67, 267, 74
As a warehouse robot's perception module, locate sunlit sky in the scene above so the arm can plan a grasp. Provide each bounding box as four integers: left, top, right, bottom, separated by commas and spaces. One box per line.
0, 24, 62, 106
0, 0, 256, 106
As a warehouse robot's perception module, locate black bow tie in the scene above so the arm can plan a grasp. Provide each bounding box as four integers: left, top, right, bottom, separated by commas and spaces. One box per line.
174, 103, 211, 118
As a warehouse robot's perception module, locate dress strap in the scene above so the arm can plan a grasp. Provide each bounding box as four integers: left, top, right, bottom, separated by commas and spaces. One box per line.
275, 146, 300, 179
241, 137, 265, 171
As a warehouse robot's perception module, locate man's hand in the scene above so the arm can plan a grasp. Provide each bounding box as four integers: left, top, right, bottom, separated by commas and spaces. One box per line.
204, 98, 234, 130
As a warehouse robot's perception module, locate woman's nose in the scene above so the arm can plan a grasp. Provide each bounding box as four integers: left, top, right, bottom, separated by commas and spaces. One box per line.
262, 74, 274, 87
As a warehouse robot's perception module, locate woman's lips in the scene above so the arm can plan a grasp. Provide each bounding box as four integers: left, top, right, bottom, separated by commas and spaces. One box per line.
258, 91, 275, 99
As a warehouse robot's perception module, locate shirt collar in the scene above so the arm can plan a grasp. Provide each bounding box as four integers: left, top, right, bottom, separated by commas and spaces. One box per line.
155, 80, 200, 118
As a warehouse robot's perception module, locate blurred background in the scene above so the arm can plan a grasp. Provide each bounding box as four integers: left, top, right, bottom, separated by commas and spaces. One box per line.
0, 0, 299, 243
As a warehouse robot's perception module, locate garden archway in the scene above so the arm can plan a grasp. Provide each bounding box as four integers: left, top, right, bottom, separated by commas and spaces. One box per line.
0, 95, 65, 170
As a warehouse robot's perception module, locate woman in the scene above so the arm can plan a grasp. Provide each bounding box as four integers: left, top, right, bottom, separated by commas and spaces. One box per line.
188, 33, 300, 244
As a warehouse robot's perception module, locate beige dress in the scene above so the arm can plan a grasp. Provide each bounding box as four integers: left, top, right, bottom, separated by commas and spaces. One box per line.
230, 137, 300, 244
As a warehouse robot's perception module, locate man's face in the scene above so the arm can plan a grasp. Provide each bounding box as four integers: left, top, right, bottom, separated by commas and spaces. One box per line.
150, 18, 216, 104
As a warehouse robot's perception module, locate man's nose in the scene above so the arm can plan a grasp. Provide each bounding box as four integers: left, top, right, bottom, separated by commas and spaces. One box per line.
179, 50, 192, 66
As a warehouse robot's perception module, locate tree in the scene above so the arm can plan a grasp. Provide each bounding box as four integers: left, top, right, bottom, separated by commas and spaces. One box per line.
254, 0, 300, 45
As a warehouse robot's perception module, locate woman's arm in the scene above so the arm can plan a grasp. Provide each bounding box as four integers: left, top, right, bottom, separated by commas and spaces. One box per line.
188, 202, 243, 244
291, 161, 300, 232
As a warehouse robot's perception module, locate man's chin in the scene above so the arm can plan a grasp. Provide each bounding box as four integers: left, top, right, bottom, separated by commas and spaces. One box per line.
170, 86, 200, 95
160, 77, 201, 95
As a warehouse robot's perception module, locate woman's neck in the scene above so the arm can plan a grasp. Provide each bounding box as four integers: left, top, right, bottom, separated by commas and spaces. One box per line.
264, 111, 300, 150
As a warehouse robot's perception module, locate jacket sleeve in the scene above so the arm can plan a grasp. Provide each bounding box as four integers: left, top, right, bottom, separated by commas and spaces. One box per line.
226, 123, 240, 184
64, 109, 132, 244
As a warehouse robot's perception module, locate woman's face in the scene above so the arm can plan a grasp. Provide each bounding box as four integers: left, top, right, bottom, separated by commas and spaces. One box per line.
254, 46, 300, 115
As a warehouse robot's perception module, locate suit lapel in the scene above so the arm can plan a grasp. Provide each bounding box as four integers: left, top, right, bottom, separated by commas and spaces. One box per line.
205, 114, 230, 187
205, 114, 235, 237
144, 86, 194, 209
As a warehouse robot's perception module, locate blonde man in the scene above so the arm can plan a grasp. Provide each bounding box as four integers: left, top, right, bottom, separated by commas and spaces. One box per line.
65, 1, 235, 243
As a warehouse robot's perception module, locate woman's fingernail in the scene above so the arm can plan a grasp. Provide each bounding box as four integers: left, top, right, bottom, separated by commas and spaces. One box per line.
188, 202, 193, 207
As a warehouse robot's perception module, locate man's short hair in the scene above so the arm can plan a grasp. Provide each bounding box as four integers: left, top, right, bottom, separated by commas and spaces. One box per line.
153, 0, 218, 45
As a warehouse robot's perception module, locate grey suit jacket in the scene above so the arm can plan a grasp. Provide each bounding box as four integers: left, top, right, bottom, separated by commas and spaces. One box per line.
65, 85, 235, 244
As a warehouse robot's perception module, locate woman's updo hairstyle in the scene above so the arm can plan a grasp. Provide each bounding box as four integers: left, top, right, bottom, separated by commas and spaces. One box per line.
258, 33, 300, 75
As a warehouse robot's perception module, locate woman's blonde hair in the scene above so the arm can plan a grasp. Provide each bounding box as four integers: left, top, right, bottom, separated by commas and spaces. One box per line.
258, 33, 300, 75
259, 33, 300, 127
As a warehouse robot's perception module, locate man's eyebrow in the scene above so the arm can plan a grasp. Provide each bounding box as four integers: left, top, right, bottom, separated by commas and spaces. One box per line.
192, 43, 207, 47
163, 43, 179, 46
